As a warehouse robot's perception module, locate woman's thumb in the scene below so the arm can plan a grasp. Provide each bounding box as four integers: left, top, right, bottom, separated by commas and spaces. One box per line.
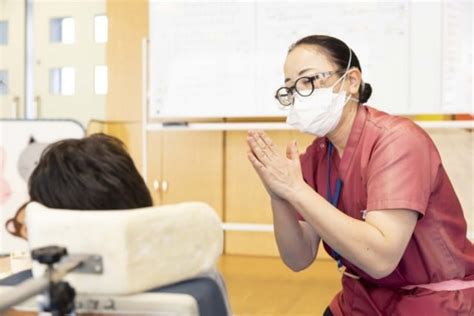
286, 140, 298, 160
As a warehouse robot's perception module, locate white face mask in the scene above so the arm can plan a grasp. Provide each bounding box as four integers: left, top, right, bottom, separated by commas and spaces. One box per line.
286, 74, 352, 137
286, 48, 358, 137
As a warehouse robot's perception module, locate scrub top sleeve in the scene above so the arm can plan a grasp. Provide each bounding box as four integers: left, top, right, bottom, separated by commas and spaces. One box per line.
366, 130, 432, 216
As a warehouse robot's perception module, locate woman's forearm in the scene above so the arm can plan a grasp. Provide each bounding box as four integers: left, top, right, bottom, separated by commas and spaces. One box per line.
288, 183, 399, 279
271, 197, 320, 271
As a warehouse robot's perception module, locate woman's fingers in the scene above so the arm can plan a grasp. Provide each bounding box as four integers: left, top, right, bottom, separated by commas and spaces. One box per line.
258, 130, 278, 155
286, 140, 299, 160
249, 130, 275, 159
247, 136, 270, 165
247, 150, 265, 170
251, 131, 270, 153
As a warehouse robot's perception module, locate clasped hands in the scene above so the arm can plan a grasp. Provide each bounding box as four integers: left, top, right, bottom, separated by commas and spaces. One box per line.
246, 130, 307, 201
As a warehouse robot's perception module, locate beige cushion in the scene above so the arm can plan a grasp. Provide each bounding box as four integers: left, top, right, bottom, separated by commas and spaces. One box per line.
25, 202, 223, 295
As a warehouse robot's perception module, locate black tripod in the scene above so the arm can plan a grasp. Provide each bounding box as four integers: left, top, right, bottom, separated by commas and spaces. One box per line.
32, 246, 76, 315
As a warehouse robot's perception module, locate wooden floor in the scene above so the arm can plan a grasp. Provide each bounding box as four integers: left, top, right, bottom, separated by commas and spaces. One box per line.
217, 255, 341, 316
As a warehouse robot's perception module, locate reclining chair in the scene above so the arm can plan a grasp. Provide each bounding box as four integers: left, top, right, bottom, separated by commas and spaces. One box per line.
0, 201, 230, 316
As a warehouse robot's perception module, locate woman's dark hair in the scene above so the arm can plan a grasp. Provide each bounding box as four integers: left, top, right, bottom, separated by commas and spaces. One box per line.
29, 133, 153, 210
289, 35, 372, 103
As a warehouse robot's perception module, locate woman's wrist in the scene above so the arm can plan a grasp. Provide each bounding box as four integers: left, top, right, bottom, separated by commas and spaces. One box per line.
286, 181, 312, 206
266, 178, 311, 208
270, 194, 286, 204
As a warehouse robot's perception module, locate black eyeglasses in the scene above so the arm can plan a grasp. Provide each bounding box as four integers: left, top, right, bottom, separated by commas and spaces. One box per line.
275, 70, 342, 107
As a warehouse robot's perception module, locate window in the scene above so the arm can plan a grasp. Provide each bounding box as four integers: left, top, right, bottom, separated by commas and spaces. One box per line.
50, 67, 75, 95
0, 70, 8, 95
94, 65, 108, 95
50, 17, 75, 44
94, 15, 108, 43
0, 21, 7, 45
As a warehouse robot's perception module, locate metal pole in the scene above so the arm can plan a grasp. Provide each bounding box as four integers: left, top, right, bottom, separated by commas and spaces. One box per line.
0, 277, 49, 313
0, 256, 87, 313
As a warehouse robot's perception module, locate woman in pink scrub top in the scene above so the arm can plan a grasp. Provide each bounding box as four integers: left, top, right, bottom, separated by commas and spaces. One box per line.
247, 35, 474, 315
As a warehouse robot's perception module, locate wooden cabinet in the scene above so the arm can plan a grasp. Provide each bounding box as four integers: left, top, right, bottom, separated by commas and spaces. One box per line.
146, 131, 224, 219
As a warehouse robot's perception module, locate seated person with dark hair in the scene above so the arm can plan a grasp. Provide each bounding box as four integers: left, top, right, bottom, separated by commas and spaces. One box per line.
31, 133, 153, 210
7, 133, 152, 239
3, 134, 229, 316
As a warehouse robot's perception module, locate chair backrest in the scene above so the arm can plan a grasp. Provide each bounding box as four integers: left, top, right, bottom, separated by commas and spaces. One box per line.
25, 202, 223, 295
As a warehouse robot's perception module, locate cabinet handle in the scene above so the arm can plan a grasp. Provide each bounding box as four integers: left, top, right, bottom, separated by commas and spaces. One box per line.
152, 179, 160, 192
161, 180, 168, 193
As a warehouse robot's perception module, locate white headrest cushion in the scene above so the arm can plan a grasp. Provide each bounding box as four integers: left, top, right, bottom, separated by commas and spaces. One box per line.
26, 202, 223, 295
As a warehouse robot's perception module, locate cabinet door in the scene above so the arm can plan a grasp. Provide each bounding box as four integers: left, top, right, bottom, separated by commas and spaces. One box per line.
225, 130, 330, 259
160, 131, 224, 219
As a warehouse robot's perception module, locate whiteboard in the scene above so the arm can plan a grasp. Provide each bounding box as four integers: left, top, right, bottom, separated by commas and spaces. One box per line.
149, 0, 473, 118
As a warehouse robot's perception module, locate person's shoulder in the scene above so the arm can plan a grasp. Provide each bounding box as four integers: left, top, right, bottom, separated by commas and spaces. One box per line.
364, 105, 430, 142
362, 106, 441, 164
